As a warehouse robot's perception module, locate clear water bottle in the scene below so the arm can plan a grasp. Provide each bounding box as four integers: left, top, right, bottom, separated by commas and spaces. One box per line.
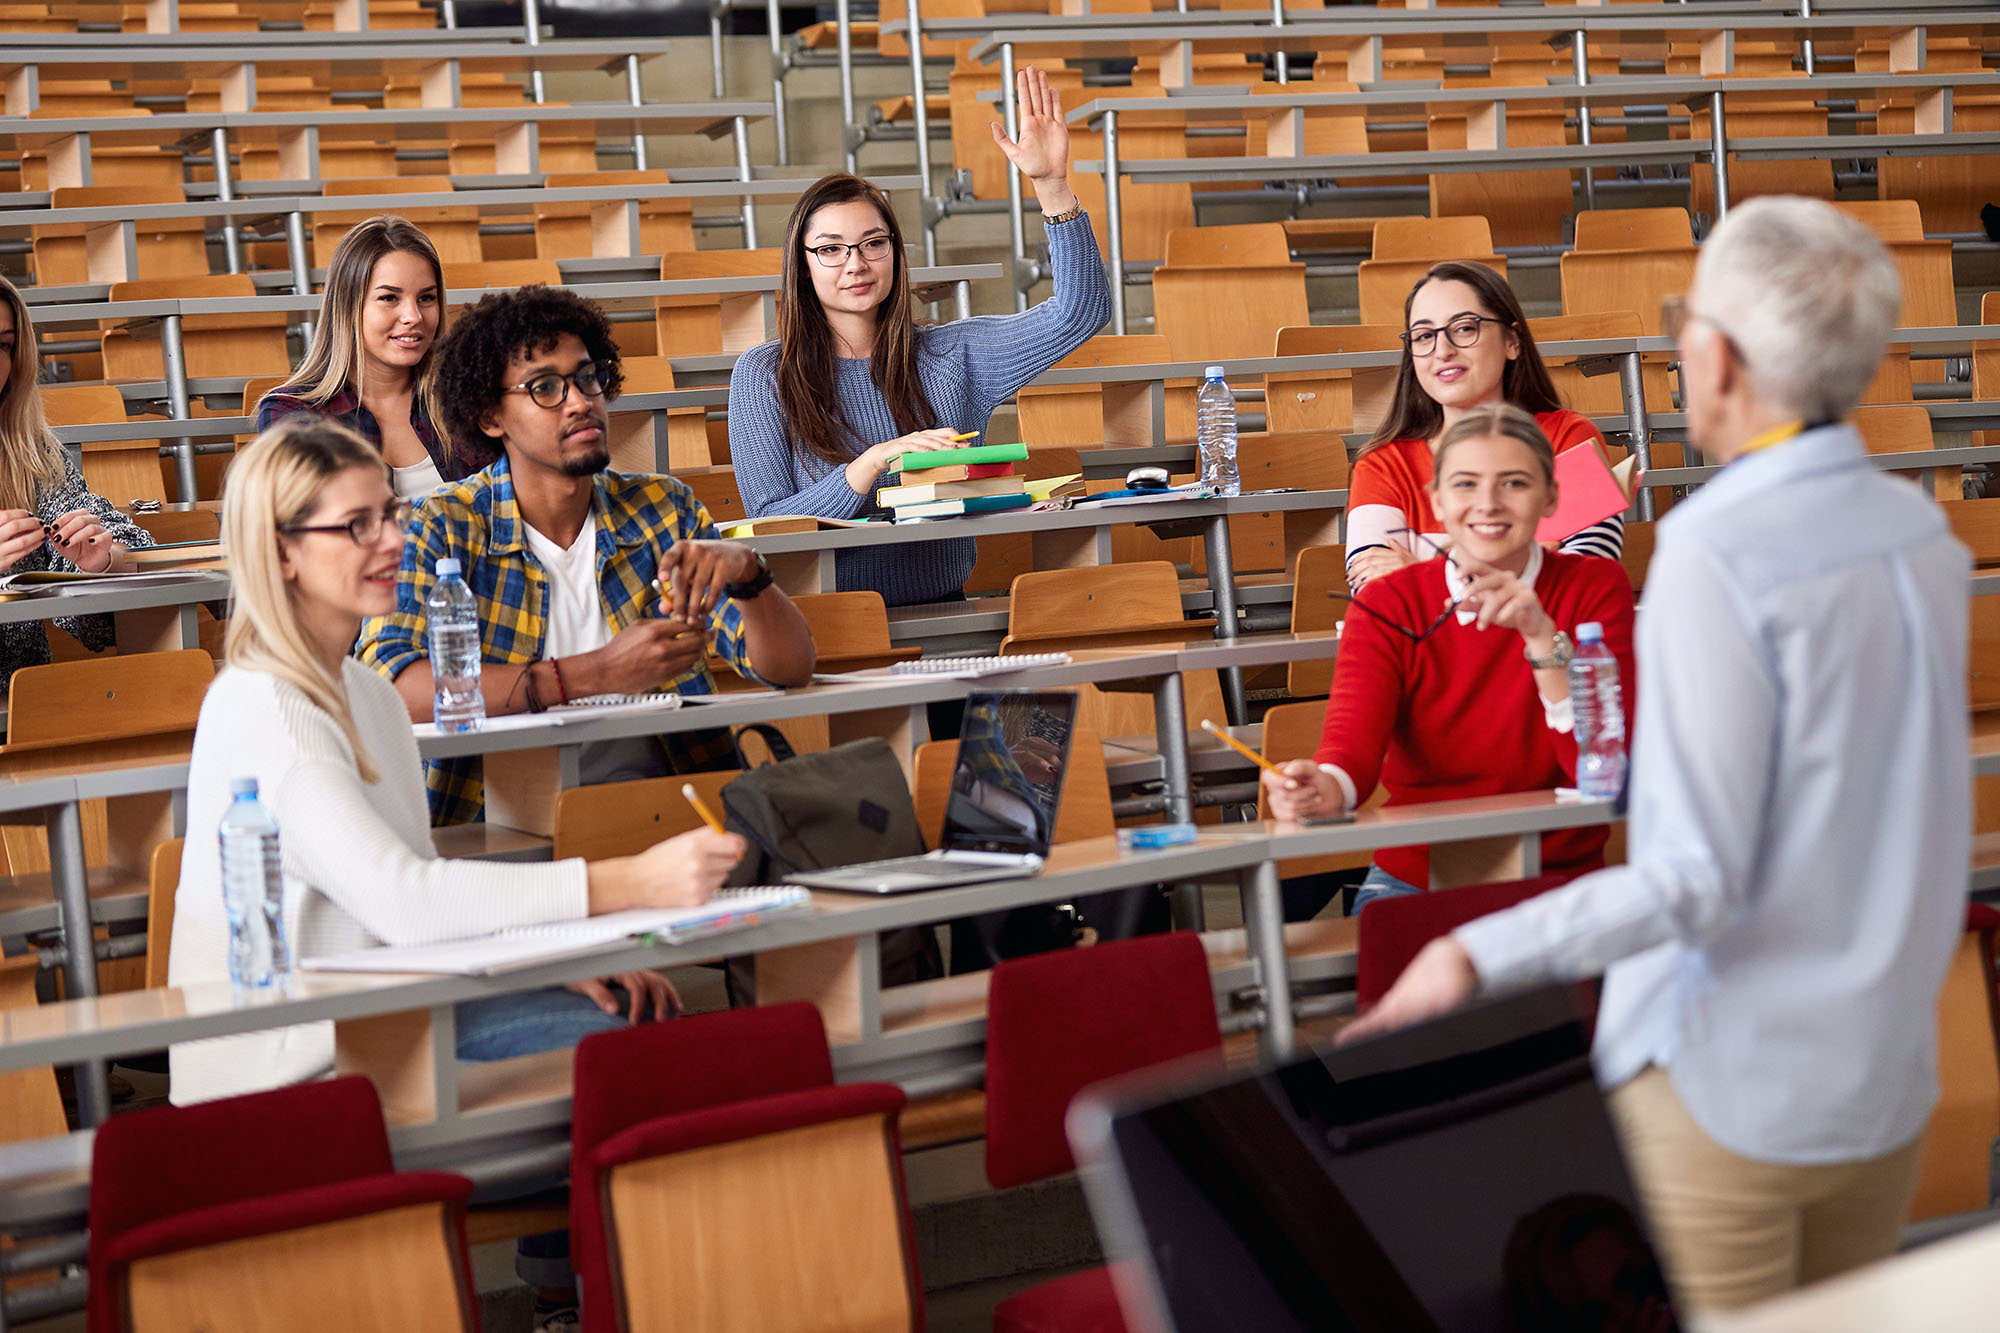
218, 777, 288, 989
428, 557, 486, 733
1196, 365, 1241, 497
1568, 622, 1627, 800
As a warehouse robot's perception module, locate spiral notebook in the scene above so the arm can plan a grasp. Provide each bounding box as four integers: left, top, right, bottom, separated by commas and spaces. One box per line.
300, 887, 812, 976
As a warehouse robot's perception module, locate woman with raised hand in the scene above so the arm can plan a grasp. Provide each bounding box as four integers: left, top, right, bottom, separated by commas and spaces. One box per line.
729, 65, 1111, 606
256, 215, 495, 500
169, 416, 745, 1106
1264, 405, 1636, 916
0, 275, 153, 689
1347, 261, 1621, 591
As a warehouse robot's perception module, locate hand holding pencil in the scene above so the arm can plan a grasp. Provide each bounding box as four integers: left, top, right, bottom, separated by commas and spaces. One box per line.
845, 428, 978, 494
1203, 719, 1347, 822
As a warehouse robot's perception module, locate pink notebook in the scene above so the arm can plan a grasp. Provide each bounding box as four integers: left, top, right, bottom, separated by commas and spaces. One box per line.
1537, 442, 1636, 543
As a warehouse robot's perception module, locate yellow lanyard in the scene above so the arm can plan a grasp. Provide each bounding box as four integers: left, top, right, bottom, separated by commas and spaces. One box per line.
1735, 419, 1807, 458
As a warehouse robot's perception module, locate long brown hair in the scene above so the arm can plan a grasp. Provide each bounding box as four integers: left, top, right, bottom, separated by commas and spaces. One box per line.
0, 276, 69, 512
1360, 261, 1563, 460
773, 174, 937, 467
266, 216, 452, 460
1432, 402, 1556, 487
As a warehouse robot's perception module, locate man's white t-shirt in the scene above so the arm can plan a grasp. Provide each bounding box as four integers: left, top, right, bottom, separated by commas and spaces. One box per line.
521, 515, 668, 783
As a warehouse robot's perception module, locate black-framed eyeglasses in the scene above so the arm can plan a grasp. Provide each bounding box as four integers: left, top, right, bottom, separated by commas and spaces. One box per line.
807, 236, 895, 268
281, 499, 412, 546
1660, 295, 1747, 367
505, 362, 608, 410
1328, 529, 1467, 644
1401, 315, 1505, 358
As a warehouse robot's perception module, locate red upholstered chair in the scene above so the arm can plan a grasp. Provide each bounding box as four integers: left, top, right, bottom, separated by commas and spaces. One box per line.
569, 1001, 923, 1332
984, 932, 1225, 1333
87, 1075, 479, 1333
1354, 874, 1574, 1008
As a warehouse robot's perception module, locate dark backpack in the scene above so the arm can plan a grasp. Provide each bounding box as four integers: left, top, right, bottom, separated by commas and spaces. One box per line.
719, 725, 944, 998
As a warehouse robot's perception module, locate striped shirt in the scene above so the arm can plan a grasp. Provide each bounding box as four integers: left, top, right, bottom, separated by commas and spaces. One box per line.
357, 453, 757, 825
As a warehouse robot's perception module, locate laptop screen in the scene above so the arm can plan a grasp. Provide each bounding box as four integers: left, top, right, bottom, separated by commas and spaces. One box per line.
938, 690, 1078, 857
1078, 988, 1681, 1333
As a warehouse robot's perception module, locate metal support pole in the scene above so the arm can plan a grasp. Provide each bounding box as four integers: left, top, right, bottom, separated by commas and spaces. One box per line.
161, 315, 199, 502
441, 0, 455, 26
1202, 513, 1248, 726
907, 0, 937, 268
732, 116, 760, 247
522, 0, 545, 103
1271, 0, 1288, 84
1001, 42, 1027, 312
285, 210, 316, 347
1708, 90, 1730, 219
1620, 351, 1656, 522
1800, 0, 1816, 76
626, 55, 649, 171
1153, 673, 1205, 930
1242, 858, 1294, 1061
210, 128, 243, 274
1572, 31, 1596, 212
48, 801, 112, 1127
954, 280, 971, 322
1103, 109, 1126, 336
766, 0, 790, 166
709, 7, 726, 98
835, 0, 857, 174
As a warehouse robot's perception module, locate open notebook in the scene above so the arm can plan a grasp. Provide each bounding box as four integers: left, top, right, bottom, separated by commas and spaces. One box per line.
300, 886, 811, 977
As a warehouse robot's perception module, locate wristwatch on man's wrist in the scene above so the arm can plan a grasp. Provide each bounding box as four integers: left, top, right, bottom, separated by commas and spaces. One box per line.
1524, 630, 1574, 671
724, 550, 775, 600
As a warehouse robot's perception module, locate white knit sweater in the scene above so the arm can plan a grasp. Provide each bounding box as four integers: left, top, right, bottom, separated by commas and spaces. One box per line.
167, 660, 589, 1104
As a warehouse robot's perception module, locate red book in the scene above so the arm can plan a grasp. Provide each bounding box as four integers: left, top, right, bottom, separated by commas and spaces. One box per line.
965, 462, 1017, 479
1537, 441, 1631, 544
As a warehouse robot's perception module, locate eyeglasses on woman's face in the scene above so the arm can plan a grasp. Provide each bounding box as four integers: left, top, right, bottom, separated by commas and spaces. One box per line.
1328, 529, 1467, 643
505, 362, 608, 410
806, 235, 895, 268
1402, 315, 1505, 358
281, 499, 412, 546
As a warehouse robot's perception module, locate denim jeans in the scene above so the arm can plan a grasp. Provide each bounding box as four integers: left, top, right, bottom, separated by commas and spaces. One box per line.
1352, 864, 1425, 917
454, 986, 630, 1291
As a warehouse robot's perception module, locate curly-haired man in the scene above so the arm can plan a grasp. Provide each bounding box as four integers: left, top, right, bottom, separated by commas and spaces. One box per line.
358, 284, 814, 827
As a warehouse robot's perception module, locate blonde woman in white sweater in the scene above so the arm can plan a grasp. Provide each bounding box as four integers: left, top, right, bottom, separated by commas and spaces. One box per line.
168, 417, 744, 1105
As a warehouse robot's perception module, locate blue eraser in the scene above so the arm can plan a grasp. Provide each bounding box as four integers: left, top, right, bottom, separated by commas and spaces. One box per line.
1124, 823, 1200, 850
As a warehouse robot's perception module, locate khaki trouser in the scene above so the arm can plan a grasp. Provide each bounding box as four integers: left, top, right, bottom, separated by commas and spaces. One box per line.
1607, 1065, 1925, 1314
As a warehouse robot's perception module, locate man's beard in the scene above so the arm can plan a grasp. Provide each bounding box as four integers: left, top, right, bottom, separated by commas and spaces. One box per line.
560, 446, 610, 477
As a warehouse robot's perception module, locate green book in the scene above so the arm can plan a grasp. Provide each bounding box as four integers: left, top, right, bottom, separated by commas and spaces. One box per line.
887, 441, 1029, 471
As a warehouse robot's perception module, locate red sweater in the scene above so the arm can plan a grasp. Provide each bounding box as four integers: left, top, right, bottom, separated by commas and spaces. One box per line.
1314, 550, 1637, 889
1349, 408, 1604, 538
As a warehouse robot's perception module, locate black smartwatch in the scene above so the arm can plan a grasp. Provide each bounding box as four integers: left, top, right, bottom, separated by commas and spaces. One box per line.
723, 549, 775, 600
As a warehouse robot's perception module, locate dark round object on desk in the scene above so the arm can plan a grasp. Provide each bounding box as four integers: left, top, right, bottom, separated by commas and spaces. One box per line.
1125, 466, 1171, 492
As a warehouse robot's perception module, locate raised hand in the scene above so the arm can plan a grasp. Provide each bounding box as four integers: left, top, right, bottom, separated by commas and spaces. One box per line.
990, 65, 1073, 206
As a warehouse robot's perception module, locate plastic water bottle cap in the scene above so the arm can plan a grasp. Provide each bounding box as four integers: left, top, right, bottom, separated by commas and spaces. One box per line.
435, 557, 462, 579
1204, 365, 1225, 380
229, 777, 258, 799
1576, 622, 1604, 643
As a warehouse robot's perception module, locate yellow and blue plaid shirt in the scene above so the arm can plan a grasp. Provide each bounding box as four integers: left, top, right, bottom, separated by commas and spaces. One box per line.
358, 453, 759, 825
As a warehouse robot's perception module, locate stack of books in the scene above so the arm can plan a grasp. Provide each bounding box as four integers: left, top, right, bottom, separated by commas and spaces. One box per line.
878, 441, 1083, 522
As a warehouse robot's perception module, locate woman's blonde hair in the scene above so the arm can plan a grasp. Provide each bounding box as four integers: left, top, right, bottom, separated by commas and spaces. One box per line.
1431, 402, 1557, 488
269, 216, 450, 446
223, 418, 389, 784
0, 275, 72, 512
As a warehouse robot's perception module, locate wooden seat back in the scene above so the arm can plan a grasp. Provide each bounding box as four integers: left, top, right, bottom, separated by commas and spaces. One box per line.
1188, 430, 1349, 578
1164, 222, 1291, 269
912, 721, 1114, 849
1620, 519, 1658, 593
1572, 207, 1694, 251
791, 591, 920, 672
1876, 94, 2000, 235
312, 176, 481, 265
0, 953, 66, 1145
33, 186, 208, 286
1017, 334, 1178, 448
42, 384, 170, 510
146, 837, 183, 990
1853, 404, 1956, 499
655, 249, 785, 357
1258, 697, 1384, 879
1423, 110, 1570, 249
1908, 911, 2000, 1220
1559, 243, 1697, 336
1287, 543, 1348, 698
442, 259, 564, 308
551, 770, 743, 861
1527, 310, 1678, 420
675, 465, 744, 527
609, 355, 712, 472
1154, 227, 1307, 363
1267, 323, 1402, 436
1001, 562, 1224, 740
534, 170, 696, 262
102, 275, 290, 384
1689, 96, 1834, 214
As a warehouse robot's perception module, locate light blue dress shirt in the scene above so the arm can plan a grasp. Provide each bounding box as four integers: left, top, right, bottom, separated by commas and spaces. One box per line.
1456, 423, 1971, 1165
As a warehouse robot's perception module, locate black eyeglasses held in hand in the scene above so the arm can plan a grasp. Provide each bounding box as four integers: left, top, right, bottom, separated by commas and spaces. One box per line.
1328, 529, 1466, 644
281, 499, 413, 546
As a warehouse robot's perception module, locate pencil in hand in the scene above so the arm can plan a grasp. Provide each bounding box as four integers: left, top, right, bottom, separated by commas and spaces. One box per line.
682, 783, 726, 835
948, 431, 980, 442
1200, 719, 1284, 777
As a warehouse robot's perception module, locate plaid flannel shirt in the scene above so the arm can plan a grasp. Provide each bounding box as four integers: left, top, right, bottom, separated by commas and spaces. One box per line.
256, 383, 499, 481
358, 453, 758, 825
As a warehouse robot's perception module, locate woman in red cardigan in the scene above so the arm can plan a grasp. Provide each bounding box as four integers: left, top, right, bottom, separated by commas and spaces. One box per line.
1348, 261, 1621, 590
1267, 404, 1637, 914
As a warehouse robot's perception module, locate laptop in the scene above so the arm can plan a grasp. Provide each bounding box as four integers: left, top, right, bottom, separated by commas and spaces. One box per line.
1068, 986, 1683, 1333
790, 689, 1078, 895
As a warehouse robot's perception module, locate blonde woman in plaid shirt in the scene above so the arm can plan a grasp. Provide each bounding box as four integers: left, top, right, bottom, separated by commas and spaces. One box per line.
358, 285, 816, 825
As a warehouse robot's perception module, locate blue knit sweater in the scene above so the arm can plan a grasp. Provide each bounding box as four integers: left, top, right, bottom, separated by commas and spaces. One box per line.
727, 212, 1112, 606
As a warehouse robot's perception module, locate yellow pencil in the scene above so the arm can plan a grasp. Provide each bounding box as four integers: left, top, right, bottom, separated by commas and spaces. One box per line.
1200, 718, 1284, 776
948, 430, 981, 442
682, 783, 726, 835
